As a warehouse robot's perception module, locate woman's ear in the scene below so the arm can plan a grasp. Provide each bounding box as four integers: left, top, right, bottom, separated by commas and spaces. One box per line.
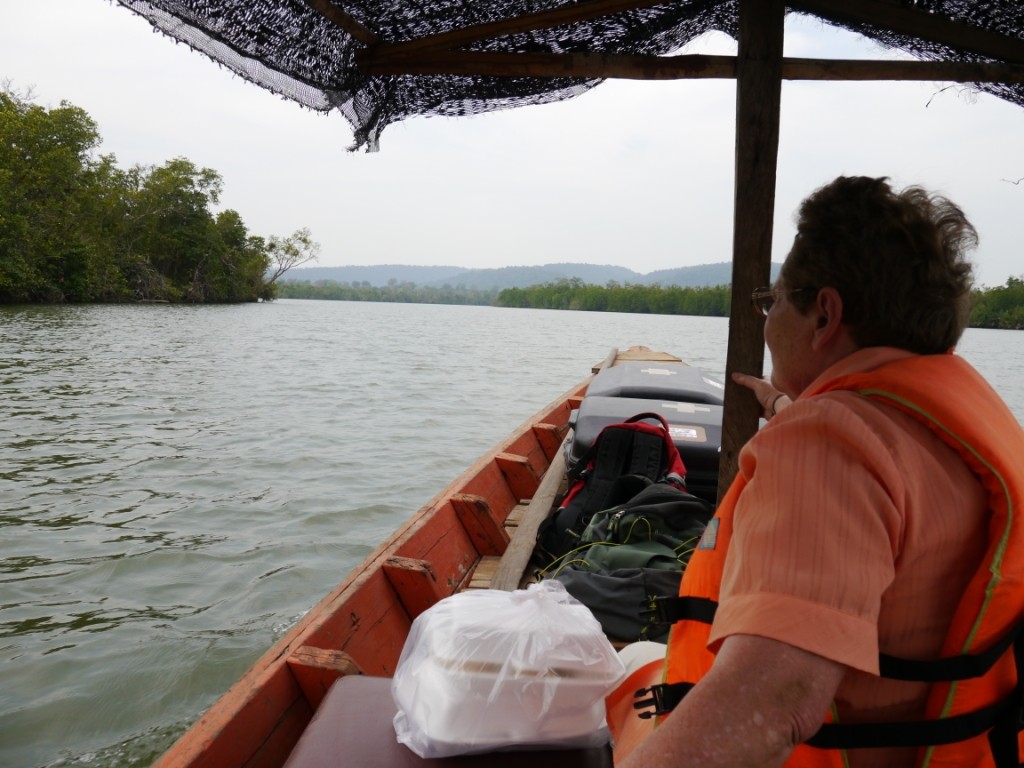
810, 287, 845, 349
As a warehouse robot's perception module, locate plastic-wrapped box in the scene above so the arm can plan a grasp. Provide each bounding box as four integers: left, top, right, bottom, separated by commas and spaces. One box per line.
392, 581, 626, 758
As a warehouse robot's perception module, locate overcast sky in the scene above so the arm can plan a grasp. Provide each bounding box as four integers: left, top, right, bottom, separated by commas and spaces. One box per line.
2, 1, 1022, 286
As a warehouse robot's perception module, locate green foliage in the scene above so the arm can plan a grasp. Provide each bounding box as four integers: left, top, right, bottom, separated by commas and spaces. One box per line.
281, 276, 1024, 331
970, 276, 1024, 330
261, 227, 321, 300
0, 91, 102, 301
0, 88, 312, 304
495, 278, 1024, 329
276, 279, 499, 306
495, 279, 732, 317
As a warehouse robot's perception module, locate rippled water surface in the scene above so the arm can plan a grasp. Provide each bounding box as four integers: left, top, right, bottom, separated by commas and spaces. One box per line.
0, 301, 1021, 767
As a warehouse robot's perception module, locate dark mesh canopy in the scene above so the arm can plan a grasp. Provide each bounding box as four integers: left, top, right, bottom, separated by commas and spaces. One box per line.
114, 0, 1024, 150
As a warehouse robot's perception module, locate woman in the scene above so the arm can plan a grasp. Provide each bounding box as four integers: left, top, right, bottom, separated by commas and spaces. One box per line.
611, 176, 1024, 768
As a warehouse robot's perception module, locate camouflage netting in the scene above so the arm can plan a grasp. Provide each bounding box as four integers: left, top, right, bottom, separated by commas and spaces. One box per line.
114, 0, 1024, 151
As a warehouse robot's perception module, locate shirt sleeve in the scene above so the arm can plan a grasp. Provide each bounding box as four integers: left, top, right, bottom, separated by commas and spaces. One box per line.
708, 393, 907, 675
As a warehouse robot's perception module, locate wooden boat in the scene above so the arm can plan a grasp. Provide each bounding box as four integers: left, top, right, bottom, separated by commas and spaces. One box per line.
105, 7, 1021, 765
154, 346, 721, 768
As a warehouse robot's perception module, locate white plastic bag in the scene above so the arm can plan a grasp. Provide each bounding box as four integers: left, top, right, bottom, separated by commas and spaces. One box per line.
391, 580, 626, 758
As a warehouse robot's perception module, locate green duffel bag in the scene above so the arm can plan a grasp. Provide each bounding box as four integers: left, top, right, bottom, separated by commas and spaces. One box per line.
578, 539, 683, 572
579, 481, 712, 567
553, 565, 682, 642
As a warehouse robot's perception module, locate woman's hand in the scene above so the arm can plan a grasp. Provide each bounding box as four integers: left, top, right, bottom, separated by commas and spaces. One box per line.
732, 372, 790, 420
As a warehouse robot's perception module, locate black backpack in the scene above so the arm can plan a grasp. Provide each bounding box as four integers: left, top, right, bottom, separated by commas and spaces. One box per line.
537, 412, 687, 561
548, 481, 714, 642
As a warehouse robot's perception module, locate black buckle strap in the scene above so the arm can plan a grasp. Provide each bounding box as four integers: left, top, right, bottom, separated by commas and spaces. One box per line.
640, 595, 718, 627
633, 684, 1022, 754
880, 614, 1024, 682
632, 601, 1024, 760
807, 629, 1024, 763
806, 698, 1012, 750
988, 627, 1024, 768
633, 682, 693, 719
631, 633, 1024, 761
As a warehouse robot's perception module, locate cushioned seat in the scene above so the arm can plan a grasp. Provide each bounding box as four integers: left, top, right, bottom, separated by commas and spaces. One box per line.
283, 675, 613, 768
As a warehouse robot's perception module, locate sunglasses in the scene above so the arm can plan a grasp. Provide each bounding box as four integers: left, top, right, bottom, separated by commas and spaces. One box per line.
750, 286, 817, 317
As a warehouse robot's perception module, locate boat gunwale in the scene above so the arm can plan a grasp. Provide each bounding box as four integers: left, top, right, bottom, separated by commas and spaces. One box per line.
153, 371, 595, 768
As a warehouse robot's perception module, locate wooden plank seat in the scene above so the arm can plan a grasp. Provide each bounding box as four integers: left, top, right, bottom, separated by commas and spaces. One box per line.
282, 675, 612, 768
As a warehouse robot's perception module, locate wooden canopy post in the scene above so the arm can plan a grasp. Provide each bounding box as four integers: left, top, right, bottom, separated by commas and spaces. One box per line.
717, 0, 786, 501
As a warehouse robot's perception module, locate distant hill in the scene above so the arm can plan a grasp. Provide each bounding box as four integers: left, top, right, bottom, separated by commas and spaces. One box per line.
282, 262, 782, 289
280, 264, 472, 286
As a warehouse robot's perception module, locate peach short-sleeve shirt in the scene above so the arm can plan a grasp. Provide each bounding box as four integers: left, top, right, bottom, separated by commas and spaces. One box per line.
710, 348, 988, 727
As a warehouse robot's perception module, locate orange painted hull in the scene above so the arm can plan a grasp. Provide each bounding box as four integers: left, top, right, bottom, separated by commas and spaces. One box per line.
154, 369, 593, 768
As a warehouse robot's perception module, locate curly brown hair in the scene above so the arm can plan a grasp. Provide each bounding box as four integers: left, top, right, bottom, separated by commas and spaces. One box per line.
782, 176, 976, 355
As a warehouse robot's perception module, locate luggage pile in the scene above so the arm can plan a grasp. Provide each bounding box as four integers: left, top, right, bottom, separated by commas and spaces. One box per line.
537, 361, 723, 642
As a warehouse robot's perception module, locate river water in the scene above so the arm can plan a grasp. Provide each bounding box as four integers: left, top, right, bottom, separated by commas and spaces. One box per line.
1, 300, 1022, 768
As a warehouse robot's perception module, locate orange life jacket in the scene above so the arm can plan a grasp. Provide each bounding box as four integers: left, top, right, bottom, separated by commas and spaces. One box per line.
608, 353, 1024, 767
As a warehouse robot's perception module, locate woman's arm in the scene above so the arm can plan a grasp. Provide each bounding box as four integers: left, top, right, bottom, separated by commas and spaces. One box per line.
619, 633, 845, 768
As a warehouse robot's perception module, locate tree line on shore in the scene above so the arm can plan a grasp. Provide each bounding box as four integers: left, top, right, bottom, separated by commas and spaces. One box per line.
276, 277, 729, 317
7, 86, 1020, 328
970, 277, 1024, 329
275, 276, 1024, 330
494, 279, 731, 316
0, 87, 317, 304
278, 279, 499, 305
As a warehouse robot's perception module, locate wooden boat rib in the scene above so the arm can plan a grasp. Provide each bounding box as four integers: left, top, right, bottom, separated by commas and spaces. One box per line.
156, 345, 691, 768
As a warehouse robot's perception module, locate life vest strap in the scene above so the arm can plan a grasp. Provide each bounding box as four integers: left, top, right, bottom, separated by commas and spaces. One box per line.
641, 595, 717, 628
635, 630, 1024, 763
879, 614, 1024, 682
805, 697, 1018, 753
633, 683, 1022, 758
633, 682, 694, 718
